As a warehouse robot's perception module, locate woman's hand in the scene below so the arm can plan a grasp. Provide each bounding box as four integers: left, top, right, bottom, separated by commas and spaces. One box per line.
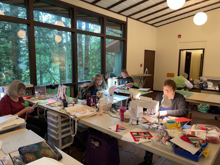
24, 107, 34, 114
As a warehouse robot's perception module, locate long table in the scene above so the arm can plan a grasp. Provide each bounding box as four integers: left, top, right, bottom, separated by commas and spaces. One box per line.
78, 113, 220, 165
24, 93, 220, 165
176, 90, 220, 107
0, 129, 83, 165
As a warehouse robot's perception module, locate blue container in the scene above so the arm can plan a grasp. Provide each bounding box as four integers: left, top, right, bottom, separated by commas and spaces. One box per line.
174, 143, 208, 162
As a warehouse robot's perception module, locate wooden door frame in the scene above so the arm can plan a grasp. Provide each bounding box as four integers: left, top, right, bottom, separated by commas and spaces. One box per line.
178, 48, 205, 76
144, 50, 155, 89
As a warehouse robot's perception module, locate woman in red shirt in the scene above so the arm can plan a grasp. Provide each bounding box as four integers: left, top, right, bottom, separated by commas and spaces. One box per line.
0, 80, 47, 137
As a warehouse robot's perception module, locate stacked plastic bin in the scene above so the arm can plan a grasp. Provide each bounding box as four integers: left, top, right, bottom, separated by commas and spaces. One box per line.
47, 111, 73, 149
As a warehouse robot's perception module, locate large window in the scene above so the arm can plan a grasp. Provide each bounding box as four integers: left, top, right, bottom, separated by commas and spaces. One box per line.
0, 1, 26, 19
106, 20, 123, 37
33, 0, 71, 28
77, 11, 101, 33
77, 34, 101, 81
35, 26, 72, 85
106, 39, 122, 77
0, 0, 126, 96
0, 21, 30, 86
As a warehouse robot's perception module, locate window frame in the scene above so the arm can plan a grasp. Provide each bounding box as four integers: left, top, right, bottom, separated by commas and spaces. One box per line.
0, 0, 127, 97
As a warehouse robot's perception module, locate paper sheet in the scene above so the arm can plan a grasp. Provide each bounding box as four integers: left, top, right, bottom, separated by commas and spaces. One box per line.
166, 129, 180, 138
27, 157, 64, 165
1, 130, 44, 153
171, 135, 200, 154
108, 125, 126, 132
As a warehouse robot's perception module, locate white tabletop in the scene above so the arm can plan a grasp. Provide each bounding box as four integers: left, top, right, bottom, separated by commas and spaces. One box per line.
78, 113, 220, 165
176, 90, 220, 107
0, 129, 82, 165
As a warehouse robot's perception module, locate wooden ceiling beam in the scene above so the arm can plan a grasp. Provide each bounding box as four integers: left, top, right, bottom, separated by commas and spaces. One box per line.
106, 0, 126, 10
144, 0, 209, 23
152, 1, 220, 25
92, 0, 101, 5
127, 0, 166, 17
117, 0, 149, 14
156, 6, 220, 27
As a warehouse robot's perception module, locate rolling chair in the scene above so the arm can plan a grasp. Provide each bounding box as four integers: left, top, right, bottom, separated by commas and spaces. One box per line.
215, 82, 220, 120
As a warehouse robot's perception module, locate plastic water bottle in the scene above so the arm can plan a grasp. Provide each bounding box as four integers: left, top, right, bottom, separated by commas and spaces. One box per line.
86, 93, 91, 106
99, 98, 104, 116
120, 106, 126, 121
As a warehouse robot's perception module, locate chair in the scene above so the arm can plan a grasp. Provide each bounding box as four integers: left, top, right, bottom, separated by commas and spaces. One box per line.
186, 112, 192, 125
215, 82, 220, 120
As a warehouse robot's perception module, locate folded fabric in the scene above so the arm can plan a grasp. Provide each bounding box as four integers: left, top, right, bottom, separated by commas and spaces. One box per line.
19, 141, 62, 163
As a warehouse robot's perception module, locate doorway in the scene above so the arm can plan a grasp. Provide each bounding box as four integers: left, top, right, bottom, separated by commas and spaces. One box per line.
178, 49, 205, 80
144, 50, 155, 89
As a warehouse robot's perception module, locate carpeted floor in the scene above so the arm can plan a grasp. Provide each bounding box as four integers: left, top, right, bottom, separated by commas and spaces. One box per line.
63, 92, 220, 165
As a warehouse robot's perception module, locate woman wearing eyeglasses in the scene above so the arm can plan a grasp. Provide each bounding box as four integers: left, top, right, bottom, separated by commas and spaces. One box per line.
139, 79, 189, 165
155, 79, 189, 117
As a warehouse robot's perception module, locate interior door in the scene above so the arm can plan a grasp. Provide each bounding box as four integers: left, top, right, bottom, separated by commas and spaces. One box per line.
199, 53, 204, 77
185, 52, 192, 79
144, 50, 155, 89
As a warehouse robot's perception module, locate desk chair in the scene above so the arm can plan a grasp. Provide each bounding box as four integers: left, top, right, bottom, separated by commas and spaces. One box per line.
215, 82, 220, 120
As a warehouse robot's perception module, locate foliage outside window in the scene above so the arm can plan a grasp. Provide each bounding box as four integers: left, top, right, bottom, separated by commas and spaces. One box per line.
35, 26, 72, 85
0, 21, 30, 86
106, 20, 123, 37
0, 1, 26, 19
77, 33, 101, 81
77, 11, 101, 33
106, 38, 122, 77
33, 0, 71, 28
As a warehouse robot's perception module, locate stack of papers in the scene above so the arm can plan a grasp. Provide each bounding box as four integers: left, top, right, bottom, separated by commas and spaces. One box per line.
0, 115, 18, 128
138, 88, 150, 92
65, 104, 97, 118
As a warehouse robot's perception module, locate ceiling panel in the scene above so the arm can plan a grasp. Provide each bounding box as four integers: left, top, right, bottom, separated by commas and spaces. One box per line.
110, 0, 143, 12
80, 0, 220, 27
154, 3, 220, 27
96, 0, 120, 8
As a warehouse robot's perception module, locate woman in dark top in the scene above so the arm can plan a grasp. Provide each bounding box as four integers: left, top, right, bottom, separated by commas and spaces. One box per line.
155, 79, 189, 117
0, 80, 47, 138
87, 74, 106, 96
118, 69, 134, 87
140, 79, 189, 165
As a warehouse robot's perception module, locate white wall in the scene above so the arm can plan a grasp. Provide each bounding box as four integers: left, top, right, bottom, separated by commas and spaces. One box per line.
155, 8, 220, 90
126, 18, 157, 76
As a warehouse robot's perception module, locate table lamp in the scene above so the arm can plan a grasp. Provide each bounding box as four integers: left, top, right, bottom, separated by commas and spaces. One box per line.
158, 94, 172, 124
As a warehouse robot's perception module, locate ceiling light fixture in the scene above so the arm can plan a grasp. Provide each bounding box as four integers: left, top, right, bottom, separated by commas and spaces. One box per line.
55, 35, 62, 43
0, 10, 4, 15
167, 0, 185, 10
55, 21, 65, 27
193, 12, 207, 25
17, 30, 26, 38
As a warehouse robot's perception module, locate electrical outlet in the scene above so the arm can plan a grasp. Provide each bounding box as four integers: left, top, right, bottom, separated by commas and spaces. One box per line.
167, 73, 174, 77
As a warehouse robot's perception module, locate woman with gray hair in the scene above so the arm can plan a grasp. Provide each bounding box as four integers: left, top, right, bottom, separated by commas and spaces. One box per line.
0, 80, 47, 137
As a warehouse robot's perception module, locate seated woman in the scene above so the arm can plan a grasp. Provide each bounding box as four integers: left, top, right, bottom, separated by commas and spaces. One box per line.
140, 79, 189, 165
0, 80, 47, 138
86, 74, 107, 96
155, 79, 189, 117
118, 69, 134, 87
